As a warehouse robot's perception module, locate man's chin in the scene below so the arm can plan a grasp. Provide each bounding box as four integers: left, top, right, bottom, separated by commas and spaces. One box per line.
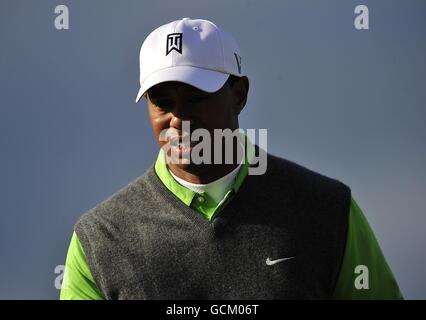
166, 160, 211, 176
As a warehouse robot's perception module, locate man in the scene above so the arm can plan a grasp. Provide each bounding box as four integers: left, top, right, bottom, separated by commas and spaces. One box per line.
60, 18, 402, 300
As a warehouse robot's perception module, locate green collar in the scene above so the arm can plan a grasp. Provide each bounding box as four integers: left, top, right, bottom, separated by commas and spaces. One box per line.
154, 132, 254, 220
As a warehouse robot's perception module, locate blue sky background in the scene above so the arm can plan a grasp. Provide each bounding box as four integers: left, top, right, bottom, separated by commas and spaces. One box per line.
0, 0, 425, 299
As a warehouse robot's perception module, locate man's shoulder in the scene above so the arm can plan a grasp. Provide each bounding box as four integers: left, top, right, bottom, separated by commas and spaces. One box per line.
264, 152, 351, 208
266, 152, 346, 185
75, 166, 156, 230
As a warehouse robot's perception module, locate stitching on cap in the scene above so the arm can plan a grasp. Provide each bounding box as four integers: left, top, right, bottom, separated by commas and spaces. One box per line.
172, 21, 178, 66
207, 20, 225, 71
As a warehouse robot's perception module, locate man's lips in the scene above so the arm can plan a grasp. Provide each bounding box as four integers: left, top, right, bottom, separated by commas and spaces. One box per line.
168, 135, 199, 148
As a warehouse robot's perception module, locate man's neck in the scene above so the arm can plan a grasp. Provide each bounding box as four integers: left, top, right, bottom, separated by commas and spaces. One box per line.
168, 163, 240, 184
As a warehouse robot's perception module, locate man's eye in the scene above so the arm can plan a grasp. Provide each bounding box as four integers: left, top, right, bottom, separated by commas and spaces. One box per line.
154, 100, 173, 109
188, 96, 206, 104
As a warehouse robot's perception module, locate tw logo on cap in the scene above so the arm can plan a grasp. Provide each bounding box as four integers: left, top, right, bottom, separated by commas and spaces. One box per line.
166, 33, 183, 56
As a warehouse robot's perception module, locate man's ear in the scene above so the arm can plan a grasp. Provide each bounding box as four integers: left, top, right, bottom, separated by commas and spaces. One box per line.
232, 76, 249, 115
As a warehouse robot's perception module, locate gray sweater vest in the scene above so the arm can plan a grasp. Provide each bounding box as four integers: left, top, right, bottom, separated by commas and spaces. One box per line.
75, 152, 351, 299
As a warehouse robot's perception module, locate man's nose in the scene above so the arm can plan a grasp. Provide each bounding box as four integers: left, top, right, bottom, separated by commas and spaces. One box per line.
169, 114, 184, 131
169, 102, 192, 130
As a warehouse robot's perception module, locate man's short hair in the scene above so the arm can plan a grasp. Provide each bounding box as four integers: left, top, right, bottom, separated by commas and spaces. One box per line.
226, 74, 241, 88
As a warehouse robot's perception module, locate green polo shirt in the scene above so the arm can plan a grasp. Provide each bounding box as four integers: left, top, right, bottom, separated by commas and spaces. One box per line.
60, 147, 403, 300
153, 148, 250, 221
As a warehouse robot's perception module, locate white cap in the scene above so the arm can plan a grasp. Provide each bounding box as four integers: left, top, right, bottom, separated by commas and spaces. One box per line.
135, 18, 244, 103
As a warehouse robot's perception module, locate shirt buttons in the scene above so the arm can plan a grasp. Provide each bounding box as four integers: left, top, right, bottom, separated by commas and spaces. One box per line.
197, 196, 205, 203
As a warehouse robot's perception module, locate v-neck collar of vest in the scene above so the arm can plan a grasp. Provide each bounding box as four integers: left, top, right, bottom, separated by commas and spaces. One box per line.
145, 164, 253, 230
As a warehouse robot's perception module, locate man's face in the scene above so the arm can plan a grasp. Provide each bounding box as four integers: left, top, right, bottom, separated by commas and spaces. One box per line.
144, 77, 248, 175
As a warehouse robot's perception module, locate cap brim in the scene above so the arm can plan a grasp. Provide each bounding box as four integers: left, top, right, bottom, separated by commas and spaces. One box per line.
135, 66, 229, 103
